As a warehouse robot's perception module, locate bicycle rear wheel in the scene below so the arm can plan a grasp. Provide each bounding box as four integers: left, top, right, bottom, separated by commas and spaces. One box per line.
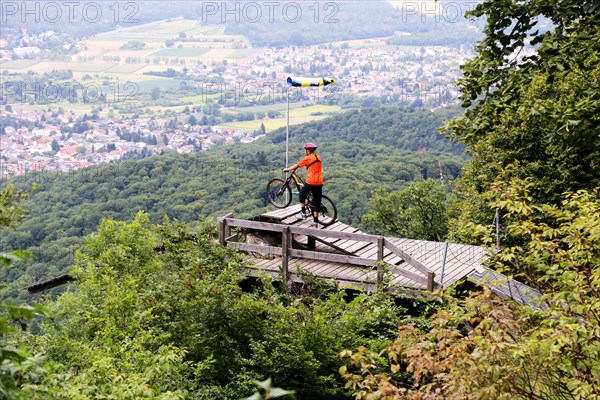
314, 194, 337, 226
266, 178, 292, 208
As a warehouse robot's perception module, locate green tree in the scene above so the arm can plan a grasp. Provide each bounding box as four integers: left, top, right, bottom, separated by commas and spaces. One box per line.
1, 185, 49, 399
442, 0, 600, 241
362, 179, 448, 241
341, 180, 600, 400
151, 87, 161, 101
50, 139, 61, 152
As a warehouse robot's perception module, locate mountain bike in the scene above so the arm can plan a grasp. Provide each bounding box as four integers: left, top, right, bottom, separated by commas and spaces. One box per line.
266, 169, 337, 226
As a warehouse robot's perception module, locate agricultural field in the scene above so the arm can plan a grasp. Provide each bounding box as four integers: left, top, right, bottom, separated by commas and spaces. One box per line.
220, 105, 342, 132
2, 19, 251, 83
0, 59, 39, 69
2, 18, 347, 129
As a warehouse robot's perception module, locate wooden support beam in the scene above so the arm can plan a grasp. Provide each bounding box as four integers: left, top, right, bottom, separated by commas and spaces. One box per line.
225, 234, 238, 242
282, 226, 290, 291
289, 249, 376, 267
224, 217, 285, 232
23, 273, 75, 294
384, 238, 431, 275
290, 226, 380, 243
228, 242, 281, 255
388, 265, 430, 287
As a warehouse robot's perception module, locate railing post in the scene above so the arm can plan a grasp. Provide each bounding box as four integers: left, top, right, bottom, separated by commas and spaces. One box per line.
217, 213, 233, 246
282, 226, 290, 292
427, 272, 435, 291
377, 237, 384, 289
218, 217, 226, 246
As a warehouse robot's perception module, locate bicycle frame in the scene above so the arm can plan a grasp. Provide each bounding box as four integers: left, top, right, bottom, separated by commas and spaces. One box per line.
284, 170, 305, 195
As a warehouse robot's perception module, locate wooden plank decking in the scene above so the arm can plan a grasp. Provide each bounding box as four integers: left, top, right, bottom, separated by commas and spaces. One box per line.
218, 206, 489, 292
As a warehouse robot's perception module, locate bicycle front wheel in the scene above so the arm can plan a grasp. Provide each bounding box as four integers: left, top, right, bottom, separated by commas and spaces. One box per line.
317, 195, 337, 226
266, 178, 292, 208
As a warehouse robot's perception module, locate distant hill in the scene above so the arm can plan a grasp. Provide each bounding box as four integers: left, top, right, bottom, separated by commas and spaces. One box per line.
224, 1, 483, 47
262, 105, 465, 153
1, 106, 467, 301
1, 1, 482, 47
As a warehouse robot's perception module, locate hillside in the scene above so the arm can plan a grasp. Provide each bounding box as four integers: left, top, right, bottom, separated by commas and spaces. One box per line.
225, 1, 483, 47
1, 106, 466, 301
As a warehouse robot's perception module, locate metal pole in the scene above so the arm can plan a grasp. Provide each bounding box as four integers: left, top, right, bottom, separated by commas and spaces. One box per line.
495, 208, 501, 252
440, 242, 448, 287
286, 87, 290, 168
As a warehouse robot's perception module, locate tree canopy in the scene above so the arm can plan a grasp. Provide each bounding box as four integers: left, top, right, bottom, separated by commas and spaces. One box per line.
443, 0, 600, 242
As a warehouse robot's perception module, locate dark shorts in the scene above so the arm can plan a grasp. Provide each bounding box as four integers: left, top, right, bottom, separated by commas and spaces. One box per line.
299, 184, 322, 211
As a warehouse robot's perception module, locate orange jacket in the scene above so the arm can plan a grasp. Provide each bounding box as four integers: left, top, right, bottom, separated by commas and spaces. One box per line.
298, 153, 323, 185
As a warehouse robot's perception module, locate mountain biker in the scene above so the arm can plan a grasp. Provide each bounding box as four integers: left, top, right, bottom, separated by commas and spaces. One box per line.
283, 142, 323, 228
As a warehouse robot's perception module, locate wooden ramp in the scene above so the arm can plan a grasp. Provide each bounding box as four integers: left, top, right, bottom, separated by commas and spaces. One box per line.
218, 206, 488, 292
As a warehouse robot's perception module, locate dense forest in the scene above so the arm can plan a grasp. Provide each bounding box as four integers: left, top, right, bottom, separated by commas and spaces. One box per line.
2, 0, 599, 398
0, 106, 466, 302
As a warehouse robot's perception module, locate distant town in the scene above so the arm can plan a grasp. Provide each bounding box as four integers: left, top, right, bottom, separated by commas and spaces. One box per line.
0, 107, 264, 179
1, 22, 486, 179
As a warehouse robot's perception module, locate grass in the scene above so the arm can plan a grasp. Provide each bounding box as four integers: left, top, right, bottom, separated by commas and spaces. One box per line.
69, 63, 119, 72
220, 105, 342, 132
150, 48, 210, 57
134, 78, 185, 92
220, 115, 331, 131
105, 64, 149, 73
183, 26, 224, 35
0, 60, 39, 69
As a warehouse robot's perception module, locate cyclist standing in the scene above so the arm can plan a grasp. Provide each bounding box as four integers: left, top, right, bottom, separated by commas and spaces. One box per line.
283, 142, 323, 227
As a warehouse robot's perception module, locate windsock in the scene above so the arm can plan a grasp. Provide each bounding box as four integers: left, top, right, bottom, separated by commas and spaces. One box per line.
287, 77, 337, 87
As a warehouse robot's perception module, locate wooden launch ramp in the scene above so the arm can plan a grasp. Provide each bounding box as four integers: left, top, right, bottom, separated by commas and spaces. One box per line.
218, 205, 488, 293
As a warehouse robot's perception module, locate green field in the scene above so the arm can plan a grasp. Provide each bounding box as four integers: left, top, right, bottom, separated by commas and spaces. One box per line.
69, 63, 119, 72
183, 26, 225, 36
0, 59, 39, 69
220, 105, 342, 132
150, 48, 210, 57
134, 78, 185, 92
220, 115, 332, 132
105, 64, 149, 73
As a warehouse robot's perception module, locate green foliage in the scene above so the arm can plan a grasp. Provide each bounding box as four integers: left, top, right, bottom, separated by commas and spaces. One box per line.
0, 184, 28, 230
120, 40, 146, 50
0, 302, 50, 400
341, 182, 600, 399
362, 179, 449, 241
17, 213, 410, 399
443, 0, 600, 238
1, 186, 50, 400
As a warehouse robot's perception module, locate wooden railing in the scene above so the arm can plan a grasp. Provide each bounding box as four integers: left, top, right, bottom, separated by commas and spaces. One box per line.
217, 215, 436, 291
